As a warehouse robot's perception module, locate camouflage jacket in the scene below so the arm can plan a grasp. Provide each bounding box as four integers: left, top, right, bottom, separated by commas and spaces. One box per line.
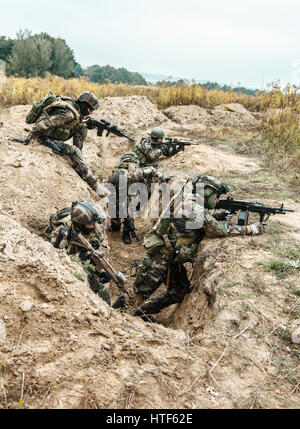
152, 193, 250, 263
30, 98, 88, 150
109, 161, 167, 189
133, 137, 171, 166
50, 217, 104, 260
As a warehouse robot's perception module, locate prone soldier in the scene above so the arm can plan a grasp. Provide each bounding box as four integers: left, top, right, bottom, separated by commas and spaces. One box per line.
133, 127, 182, 166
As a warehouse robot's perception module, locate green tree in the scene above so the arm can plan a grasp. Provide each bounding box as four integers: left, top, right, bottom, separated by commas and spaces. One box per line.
0, 36, 14, 61
6, 30, 52, 77
6, 30, 76, 79
85, 64, 146, 85
73, 61, 84, 78
50, 38, 75, 78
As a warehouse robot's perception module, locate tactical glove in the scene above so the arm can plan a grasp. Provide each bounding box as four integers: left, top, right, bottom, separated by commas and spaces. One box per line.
248, 222, 265, 235
162, 176, 174, 183
13, 138, 30, 145
213, 210, 231, 221
174, 145, 183, 154
98, 271, 111, 284
161, 144, 172, 157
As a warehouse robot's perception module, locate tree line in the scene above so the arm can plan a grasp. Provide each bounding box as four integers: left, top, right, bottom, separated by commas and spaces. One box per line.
0, 30, 259, 94
0, 30, 147, 85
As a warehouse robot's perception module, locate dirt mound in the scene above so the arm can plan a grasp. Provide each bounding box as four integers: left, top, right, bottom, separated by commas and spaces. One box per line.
163, 103, 260, 131
163, 105, 211, 125
157, 142, 259, 178
0, 214, 200, 409
94, 95, 168, 132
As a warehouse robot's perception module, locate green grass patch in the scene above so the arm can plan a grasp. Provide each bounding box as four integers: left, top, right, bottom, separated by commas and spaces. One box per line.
83, 260, 96, 273
73, 272, 85, 282
256, 259, 299, 278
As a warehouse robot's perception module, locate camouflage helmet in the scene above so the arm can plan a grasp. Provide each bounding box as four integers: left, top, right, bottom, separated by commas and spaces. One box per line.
119, 151, 139, 165
149, 127, 165, 140
71, 201, 103, 225
192, 174, 229, 196
77, 92, 99, 110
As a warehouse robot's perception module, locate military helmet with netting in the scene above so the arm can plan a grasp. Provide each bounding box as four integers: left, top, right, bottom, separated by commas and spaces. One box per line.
192, 174, 229, 196
77, 92, 99, 110
71, 201, 103, 225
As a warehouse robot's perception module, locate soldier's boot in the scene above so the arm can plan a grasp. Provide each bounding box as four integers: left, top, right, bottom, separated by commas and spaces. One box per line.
122, 223, 131, 245
133, 291, 172, 319
112, 294, 127, 310
111, 219, 121, 232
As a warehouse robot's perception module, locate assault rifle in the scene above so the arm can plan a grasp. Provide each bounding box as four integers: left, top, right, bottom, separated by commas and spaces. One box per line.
70, 232, 133, 299
151, 137, 200, 155
215, 197, 294, 226
86, 118, 135, 142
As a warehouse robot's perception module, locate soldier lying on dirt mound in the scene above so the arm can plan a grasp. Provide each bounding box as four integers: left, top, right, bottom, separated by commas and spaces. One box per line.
132, 175, 265, 320
108, 151, 172, 245
133, 127, 181, 166
46, 200, 125, 309
13, 91, 107, 197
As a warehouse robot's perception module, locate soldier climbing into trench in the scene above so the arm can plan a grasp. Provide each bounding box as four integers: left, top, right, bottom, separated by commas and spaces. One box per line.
13, 91, 108, 196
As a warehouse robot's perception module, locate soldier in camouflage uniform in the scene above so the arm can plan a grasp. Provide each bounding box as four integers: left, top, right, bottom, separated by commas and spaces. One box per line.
15, 92, 106, 196
108, 151, 172, 244
48, 200, 124, 308
133, 175, 265, 319
133, 127, 181, 166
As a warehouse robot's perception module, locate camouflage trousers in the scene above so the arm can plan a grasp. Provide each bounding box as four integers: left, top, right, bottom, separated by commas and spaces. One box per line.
133, 248, 191, 315
87, 271, 125, 309
88, 272, 111, 305
38, 138, 98, 189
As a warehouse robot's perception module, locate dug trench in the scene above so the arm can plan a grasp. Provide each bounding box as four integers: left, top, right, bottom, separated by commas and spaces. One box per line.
0, 98, 299, 409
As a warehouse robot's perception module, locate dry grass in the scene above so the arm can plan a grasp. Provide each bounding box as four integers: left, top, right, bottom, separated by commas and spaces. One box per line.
261, 108, 300, 171
1, 74, 299, 112
1, 75, 299, 173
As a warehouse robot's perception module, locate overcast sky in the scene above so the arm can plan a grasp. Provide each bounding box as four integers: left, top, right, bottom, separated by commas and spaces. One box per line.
1, 0, 300, 88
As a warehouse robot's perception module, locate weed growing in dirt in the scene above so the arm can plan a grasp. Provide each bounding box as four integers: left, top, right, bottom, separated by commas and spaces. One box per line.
70, 255, 81, 263
83, 260, 96, 273
256, 259, 299, 279
264, 234, 300, 261
73, 272, 85, 282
